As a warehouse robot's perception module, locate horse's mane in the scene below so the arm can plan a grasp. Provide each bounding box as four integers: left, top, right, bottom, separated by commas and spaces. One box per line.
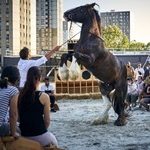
93, 9, 101, 35
88, 8, 101, 36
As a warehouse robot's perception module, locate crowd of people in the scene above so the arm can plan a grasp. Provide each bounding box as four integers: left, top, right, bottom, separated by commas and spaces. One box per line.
126, 62, 150, 111
0, 46, 60, 147
0, 45, 150, 148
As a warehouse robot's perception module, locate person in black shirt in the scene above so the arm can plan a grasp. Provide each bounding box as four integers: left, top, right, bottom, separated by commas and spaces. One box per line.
18, 66, 58, 146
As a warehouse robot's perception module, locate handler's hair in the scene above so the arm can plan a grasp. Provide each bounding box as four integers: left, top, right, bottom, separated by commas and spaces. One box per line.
18, 66, 41, 110
19, 47, 29, 59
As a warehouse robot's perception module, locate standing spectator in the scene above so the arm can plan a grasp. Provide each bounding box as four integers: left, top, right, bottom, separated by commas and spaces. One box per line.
126, 61, 135, 80
18, 46, 61, 88
135, 63, 145, 80
18, 66, 58, 147
41, 77, 57, 112
0, 66, 20, 137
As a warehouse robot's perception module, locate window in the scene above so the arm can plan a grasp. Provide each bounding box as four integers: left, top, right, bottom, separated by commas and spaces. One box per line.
6, 8, 9, 14
6, 0, 8, 4
6, 26, 9, 31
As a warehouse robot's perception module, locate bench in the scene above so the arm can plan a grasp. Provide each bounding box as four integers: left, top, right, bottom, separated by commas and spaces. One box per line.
0, 136, 63, 150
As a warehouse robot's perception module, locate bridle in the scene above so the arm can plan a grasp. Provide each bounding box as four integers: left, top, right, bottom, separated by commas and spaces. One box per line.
60, 3, 104, 47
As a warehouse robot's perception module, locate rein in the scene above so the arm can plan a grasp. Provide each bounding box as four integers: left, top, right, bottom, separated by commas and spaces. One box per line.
60, 31, 80, 47
43, 30, 80, 54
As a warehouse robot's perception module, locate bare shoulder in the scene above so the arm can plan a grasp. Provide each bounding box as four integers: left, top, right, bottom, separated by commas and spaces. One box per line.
39, 92, 50, 105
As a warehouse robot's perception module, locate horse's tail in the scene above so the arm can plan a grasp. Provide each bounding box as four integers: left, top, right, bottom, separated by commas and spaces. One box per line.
113, 64, 127, 117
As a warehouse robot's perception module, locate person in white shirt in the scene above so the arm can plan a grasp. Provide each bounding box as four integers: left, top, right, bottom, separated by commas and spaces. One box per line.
17, 46, 60, 88
41, 77, 56, 112
134, 63, 145, 80
136, 75, 144, 96
126, 78, 139, 109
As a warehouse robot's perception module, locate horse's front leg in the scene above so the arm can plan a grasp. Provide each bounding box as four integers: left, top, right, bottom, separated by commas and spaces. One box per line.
93, 95, 112, 125
74, 52, 95, 65
113, 88, 127, 126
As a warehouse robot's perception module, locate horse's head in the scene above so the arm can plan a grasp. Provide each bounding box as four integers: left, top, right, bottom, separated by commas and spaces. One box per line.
64, 3, 102, 37
64, 3, 96, 23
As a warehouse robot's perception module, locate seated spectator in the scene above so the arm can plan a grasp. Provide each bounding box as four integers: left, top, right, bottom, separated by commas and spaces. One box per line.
41, 77, 57, 112
144, 63, 150, 80
139, 76, 150, 111
140, 98, 150, 111
135, 63, 145, 80
18, 66, 58, 147
0, 66, 20, 137
126, 78, 138, 109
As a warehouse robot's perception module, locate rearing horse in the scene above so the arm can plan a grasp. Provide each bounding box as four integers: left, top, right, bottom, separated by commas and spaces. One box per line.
64, 3, 128, 126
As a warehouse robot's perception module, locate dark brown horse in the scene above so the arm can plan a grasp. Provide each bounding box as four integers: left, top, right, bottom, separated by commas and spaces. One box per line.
64, 3, 128, 126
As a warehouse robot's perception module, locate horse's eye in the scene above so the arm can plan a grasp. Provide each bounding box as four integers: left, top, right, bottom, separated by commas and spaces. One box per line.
68, 14, 72, 19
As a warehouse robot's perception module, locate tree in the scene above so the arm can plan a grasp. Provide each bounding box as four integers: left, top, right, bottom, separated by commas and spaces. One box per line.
145, 42, 150, 50
129, 40, 145, 50
102, 25, 129, 50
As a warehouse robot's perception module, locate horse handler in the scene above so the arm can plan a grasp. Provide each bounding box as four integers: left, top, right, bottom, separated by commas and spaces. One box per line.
18, 46, 61, 89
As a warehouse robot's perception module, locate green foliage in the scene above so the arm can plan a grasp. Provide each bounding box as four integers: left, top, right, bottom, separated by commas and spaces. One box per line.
129, 40, 146, 50
102, 25, 129, 49
101, 25, 150, 51
146, 42, 150, 50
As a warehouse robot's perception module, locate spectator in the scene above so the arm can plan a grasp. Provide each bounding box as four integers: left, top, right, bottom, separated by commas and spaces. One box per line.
144, 63, 150, 80
136, 75, 144, 97
18, 66, 58, 146
41, 77, 57, 112
135, 63, 145, 80
126, 78, 138, 109
18, 46, 61, 88
126, 61, 135, 80
139, 76, 150, 111
0, 66, 20, 137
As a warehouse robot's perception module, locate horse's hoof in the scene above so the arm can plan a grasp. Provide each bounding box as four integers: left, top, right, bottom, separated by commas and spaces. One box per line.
92, 115, 109, 125
114, 117, 127, 126
92, 119, 108, 125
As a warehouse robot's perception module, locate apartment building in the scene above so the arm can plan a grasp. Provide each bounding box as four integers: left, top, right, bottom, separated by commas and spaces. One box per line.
36, 0, 63, 54
101, 10, 130, 40
0, 0, 36, 57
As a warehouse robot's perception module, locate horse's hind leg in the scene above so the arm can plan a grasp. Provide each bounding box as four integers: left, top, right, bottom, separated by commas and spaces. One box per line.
113, 78, 127, 126
93, 95, 112, 125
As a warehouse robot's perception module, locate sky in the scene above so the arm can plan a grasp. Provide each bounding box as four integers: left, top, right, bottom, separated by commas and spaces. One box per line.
63, 0, 150, 44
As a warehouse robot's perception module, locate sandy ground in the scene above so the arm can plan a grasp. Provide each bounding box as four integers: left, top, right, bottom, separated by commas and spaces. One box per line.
48, 99, 150, 150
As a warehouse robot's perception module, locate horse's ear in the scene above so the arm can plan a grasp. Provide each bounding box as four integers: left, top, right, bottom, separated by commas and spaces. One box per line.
90, 3, 96, 8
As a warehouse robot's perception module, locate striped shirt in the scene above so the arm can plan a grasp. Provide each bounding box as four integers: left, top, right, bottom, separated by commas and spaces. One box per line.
0, 86, 19, 126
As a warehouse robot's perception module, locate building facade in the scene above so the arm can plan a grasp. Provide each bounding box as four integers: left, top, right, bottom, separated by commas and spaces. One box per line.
101, 10, 130, 40
36, 0, 63, 54
63, 20, 68, 49
0, 0, 36, 58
